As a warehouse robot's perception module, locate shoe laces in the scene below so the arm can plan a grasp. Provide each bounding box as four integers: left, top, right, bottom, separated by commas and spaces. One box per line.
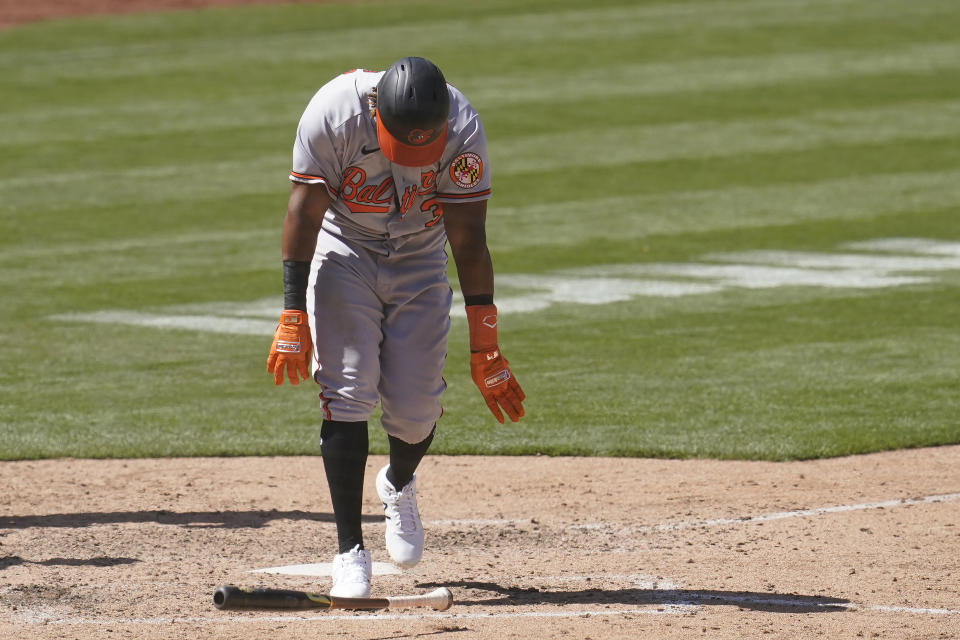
386, 485, 420, 534
335, 546, 369, 582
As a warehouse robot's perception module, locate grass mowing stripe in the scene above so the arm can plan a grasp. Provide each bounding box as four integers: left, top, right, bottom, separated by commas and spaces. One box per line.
488, 169, 960, 251
485, 70, 960, 138
5, 99, 959, 204
0, 229, 275, 261
7, 68, 960, 148
5, 130, 960, 252
493, 99, 960, 174
4, 40, 959, 145
3, 166, 960, 266
15, 132, 957, 252
0, 97, 303, 146
491, 133, 960, 221
0, 155, 287, 214
0, 92, 296, 125
2, 0, 952, 72
8, 38, 960, 117
462, 40, 960, 108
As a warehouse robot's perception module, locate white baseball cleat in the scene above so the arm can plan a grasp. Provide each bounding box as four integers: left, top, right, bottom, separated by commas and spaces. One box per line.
330, 545, 372, 598
376, 465, 424, 569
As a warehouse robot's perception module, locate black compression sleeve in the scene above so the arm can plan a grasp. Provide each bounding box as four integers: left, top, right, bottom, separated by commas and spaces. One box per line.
463, 294, 494, 306
386, 425, 436, 490
320, 420, 369, 553
282, 260, 311, 311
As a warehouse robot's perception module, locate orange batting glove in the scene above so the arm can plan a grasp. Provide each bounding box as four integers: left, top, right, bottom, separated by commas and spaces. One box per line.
466, 304, 525, 423
266, 310, 313, 386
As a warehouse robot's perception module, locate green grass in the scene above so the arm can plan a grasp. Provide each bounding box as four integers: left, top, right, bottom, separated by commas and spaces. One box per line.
1, 0, 959, 460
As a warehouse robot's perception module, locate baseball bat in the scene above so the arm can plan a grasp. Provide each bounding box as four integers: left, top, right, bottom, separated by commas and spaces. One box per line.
213, 585, 453, 611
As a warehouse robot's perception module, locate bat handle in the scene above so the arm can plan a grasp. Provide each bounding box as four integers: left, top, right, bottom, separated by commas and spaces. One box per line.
388, 587, 453, 611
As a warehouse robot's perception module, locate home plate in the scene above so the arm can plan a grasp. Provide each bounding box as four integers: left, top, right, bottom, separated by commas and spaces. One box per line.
250, 562, 402, 576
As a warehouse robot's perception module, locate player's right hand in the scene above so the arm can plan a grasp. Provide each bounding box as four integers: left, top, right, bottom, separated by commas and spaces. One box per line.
266, 310, 313, 385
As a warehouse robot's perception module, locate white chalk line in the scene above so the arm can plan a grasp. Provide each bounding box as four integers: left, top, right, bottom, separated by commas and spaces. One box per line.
12, 599, 959, 626
251, 561, 401, 576
431, 492, 960, 532
11, 608, 685, 626
643, 491, 960, 532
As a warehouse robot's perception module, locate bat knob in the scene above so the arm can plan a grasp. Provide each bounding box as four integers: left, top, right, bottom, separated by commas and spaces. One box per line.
213, 585, 231, 609
433, 587, 453, 611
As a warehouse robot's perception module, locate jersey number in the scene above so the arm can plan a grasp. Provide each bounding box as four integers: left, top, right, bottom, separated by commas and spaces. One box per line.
421, 197, 443, 227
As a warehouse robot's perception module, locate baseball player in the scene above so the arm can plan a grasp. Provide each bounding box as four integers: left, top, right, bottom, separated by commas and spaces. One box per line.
266, 57, 525, 597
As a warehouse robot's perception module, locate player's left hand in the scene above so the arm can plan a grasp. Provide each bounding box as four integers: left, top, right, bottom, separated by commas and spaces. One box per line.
266, 310, 313, 385
470, 347, 525, 423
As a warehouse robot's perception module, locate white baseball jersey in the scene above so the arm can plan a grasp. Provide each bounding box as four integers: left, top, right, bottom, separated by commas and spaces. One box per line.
290, 69, 491, 244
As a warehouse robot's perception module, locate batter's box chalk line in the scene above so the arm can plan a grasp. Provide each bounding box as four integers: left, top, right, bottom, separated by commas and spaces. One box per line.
251, 562, 401, 576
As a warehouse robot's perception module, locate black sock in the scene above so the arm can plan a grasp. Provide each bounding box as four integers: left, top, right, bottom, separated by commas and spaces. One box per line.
386, 426, 436, 490
320, 420, 369, 553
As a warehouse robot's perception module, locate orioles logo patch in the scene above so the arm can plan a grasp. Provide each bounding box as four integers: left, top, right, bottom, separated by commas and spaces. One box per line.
450, 152, 483, 189
408, 128, 434, 144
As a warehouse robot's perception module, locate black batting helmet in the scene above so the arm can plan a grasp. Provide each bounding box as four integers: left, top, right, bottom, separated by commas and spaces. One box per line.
375, 57, 451, 167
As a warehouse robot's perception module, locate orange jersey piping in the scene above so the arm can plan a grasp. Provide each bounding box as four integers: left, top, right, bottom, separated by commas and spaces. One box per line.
437, 189, 491, 201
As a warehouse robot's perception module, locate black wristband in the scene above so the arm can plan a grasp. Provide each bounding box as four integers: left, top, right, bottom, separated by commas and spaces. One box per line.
464, 294, 494, 306
282, 260, 311, 311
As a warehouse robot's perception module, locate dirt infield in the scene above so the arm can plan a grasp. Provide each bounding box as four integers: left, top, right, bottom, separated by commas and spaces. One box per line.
1, 448, 958, 639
